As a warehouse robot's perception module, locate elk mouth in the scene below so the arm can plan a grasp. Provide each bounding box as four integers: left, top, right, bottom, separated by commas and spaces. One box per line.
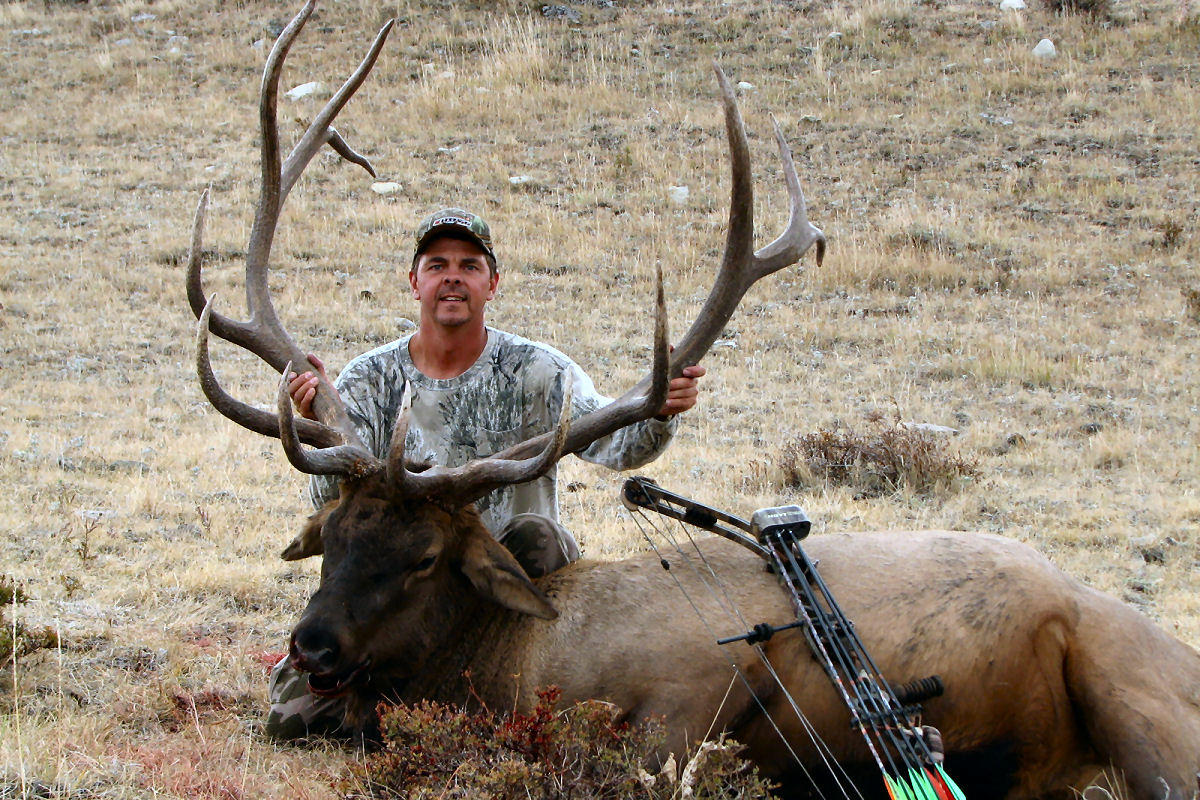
305, 658, 371, 697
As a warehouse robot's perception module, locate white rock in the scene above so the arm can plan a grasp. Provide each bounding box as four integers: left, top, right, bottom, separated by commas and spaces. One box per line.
370, 181, 402, 195
668, 185, 690, 204
252, 38, 267, 51
77, 508, 117, 520
999, 0, 1025, 9
131, 12, 157, 22
1032, 38, 1057, 58
508, 175, 533, 185
901, 422, 960, 436
166, 35, 188, 48
285, 81, 323, 100
736, 80, 755, 91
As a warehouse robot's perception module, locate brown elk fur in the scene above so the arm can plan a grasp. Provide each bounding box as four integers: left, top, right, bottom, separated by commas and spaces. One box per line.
285, 475, 1200, 800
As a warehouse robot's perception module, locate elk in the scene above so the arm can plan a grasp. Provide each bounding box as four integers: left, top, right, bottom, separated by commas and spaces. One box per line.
187, 4, 1200, 799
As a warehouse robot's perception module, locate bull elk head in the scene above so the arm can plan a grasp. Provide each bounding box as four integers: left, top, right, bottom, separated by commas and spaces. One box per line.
187, 1, 824, 715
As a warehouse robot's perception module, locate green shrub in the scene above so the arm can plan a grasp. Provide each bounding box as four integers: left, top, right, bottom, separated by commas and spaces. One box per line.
340, 686, 778, 799
1, 575, 58, 669
1043, 0, 1113, 18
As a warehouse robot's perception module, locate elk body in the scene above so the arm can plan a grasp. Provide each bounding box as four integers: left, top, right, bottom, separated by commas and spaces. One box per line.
188, 4, 1200, 800
287, 487, 1200, 800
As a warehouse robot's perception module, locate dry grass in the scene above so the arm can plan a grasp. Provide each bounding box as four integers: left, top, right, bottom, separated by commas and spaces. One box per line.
1, 0, 1198, 796
778, 414, 978, 497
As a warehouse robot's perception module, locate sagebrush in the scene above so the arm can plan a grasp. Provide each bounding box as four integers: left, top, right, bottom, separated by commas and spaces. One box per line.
778, 417, 978, 497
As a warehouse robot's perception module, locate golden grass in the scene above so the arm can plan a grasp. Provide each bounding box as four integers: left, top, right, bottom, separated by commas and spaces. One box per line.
1, 0, 1199, 795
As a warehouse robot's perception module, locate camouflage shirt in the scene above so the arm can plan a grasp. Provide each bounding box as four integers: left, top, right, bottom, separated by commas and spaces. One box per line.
309, 328, 677, 535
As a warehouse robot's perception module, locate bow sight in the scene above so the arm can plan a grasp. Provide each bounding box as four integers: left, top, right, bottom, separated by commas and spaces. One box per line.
621, 476, 965, 800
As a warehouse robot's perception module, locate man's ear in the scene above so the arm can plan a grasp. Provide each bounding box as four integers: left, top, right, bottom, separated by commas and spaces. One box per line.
409, 267, 420, 298
459, 530, 558, 620
281, 500, 337, 561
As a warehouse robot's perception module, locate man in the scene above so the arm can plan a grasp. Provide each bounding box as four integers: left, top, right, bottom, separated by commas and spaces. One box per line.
267, 208, 704, 739
288, 207, 704, 576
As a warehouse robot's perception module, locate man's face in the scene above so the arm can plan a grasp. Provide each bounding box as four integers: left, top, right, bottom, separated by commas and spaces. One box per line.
409, 236, 499, 331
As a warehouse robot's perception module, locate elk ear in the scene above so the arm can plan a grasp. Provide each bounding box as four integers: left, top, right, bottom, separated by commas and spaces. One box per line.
460, 532, 558, 621
281, 500, 337, 561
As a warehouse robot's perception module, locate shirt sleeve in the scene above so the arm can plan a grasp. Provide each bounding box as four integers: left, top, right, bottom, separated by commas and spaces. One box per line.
559, 359, 679, 472
307, 353, 407, 508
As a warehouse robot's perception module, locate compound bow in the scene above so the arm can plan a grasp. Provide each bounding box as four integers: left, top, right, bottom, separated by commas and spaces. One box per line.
622, 476, 966, 800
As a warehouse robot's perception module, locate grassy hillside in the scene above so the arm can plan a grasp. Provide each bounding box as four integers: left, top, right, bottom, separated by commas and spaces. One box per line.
1, 0, 1198, 796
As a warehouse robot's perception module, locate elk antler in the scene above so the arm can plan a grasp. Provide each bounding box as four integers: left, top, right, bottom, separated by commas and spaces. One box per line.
375, 63, 825, 508
188, 0, 393, 476
193, 9, 823, 504
377, 382, 575, 503
659, 65, 826, 376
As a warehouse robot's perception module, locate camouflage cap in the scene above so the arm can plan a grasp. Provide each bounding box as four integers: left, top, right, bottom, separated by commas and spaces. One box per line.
413, 208, 495, 263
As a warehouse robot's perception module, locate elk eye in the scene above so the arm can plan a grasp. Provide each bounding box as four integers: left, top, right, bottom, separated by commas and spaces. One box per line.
413, 555, 437, 572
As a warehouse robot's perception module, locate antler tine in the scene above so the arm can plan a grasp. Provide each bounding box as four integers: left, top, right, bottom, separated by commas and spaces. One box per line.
392, 381, 576, 507
279, 18, 395, 201
188, 0, 395, 473
755, 114, 826, 273
664, 63, 824, 374
242, 6, 395, 383
277, 366, 382, 476
428, 267, 670, 494
191, 0, 313, 350
384, 382, 415, 489
196, 296, 344, 448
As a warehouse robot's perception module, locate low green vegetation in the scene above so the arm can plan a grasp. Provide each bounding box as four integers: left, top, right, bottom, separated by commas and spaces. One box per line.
343, 687, 776, 799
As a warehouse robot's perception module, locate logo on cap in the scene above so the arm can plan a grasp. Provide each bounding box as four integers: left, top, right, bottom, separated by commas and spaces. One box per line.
414, 208, 494, 260
429, 212, 470, 227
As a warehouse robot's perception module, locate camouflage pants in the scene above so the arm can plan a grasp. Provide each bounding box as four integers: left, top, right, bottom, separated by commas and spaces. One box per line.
494, 512, 580, 577
265, 513, 579, 739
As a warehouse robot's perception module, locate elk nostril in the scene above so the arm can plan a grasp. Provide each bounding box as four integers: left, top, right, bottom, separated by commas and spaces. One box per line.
291, 626, 341, 672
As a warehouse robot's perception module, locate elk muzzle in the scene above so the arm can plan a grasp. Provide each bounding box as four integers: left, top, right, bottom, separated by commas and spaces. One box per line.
289, 619, 371, 697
